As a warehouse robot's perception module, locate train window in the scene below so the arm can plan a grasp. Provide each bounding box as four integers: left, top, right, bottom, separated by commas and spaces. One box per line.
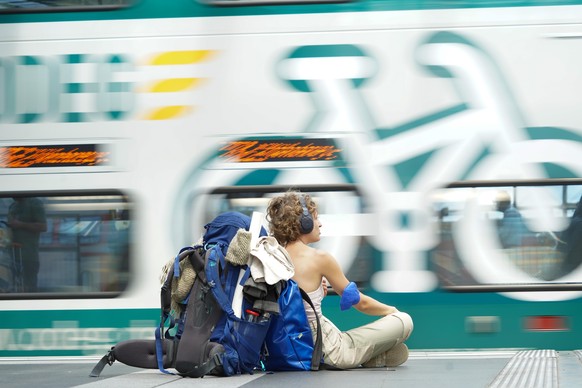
431, 183, 582, 291
197, 185, 373, 288
193, 183, 582, 294
0, 0, 131, 13
0, 192, 130, 298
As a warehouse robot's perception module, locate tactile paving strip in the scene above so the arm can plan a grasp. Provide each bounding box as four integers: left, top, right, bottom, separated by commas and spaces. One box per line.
488, 350, 557, 388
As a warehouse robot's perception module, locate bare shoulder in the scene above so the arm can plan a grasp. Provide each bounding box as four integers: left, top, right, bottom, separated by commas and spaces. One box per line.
313, 248, 349, 292
312, 248, 340, 269
311, 247, 332, 261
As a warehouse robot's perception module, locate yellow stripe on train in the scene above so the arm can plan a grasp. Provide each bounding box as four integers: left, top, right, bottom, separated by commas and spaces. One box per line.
144, 105, 194, 120
149, 50, 214, 65
146, 78, 203, 93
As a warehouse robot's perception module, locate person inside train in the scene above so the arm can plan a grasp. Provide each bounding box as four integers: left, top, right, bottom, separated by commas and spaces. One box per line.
494, 191, 529, 249
559, 195, 582, 274
266, 191, 413, 369
7, 197, 47, 292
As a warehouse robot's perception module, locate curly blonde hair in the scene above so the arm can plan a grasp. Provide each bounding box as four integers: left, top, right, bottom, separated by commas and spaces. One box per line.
266, 191, 317, 246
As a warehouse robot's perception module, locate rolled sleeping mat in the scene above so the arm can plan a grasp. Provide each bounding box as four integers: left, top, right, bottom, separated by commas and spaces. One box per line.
89, 338, 176, 377
114, 339, 176, 369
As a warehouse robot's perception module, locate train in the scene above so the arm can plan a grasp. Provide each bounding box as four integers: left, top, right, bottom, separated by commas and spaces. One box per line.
1, 0, 582, 357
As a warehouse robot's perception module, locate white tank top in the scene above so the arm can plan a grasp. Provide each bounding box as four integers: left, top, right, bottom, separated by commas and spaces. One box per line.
303, 283, 324, 322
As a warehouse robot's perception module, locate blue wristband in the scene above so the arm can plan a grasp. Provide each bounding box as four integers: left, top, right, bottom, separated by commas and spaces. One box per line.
340, 282, 360, 311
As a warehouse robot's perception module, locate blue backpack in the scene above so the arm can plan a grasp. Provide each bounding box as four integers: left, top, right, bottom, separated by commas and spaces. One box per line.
263, 279, 323, 371
90, 212, 280, 378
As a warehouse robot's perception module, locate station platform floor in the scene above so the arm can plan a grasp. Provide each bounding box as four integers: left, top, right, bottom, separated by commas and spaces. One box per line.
2, 349, 582, 388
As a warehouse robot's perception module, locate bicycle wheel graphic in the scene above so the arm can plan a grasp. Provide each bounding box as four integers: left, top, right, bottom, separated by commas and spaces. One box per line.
416, 31, 582, 301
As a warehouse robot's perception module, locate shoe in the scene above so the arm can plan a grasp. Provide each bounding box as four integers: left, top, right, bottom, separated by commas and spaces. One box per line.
362, 343, 409, 368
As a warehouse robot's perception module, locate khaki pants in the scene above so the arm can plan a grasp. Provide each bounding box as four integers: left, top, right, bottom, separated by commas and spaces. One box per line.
309, 312, 413, 369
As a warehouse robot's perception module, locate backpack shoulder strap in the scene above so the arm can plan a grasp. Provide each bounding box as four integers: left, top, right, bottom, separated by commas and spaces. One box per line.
205, 246, 237, 316
157, 246, 223, 377
173, 247, 225, 377
299, 287, 323, 370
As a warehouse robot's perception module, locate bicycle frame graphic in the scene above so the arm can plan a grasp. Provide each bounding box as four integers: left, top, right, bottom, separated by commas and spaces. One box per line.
177, 31, 582, 301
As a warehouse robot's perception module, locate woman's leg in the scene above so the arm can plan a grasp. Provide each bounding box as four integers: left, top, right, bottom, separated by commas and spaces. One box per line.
313, 312, 413, 369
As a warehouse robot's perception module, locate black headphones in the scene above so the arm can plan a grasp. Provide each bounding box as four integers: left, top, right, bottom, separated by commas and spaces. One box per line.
298, 195, 314, 234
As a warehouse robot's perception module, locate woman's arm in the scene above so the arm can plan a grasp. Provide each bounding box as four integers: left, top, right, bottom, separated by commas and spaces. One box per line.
319, 250, 398, 316
354, 294, 398, 316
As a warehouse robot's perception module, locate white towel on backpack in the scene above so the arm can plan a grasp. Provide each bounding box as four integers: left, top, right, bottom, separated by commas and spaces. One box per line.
249, 236, 295, 285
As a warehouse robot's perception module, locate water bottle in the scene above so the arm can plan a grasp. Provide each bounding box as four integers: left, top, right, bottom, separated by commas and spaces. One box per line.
245, 309, 259, 322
